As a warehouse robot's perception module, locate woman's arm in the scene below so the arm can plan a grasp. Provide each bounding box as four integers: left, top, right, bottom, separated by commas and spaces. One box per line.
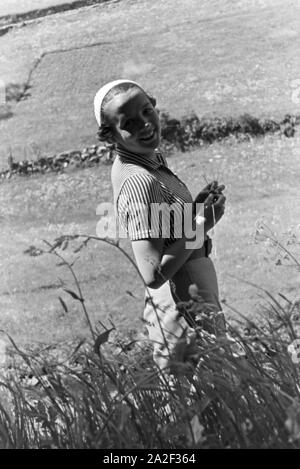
132, 192, 226, 289
132, 229, 201, 289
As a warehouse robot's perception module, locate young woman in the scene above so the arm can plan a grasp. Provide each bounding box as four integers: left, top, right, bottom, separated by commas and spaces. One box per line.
94, 79, 226, 371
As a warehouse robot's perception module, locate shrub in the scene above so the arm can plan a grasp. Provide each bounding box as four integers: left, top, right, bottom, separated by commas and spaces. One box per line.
1, 111, 299, 181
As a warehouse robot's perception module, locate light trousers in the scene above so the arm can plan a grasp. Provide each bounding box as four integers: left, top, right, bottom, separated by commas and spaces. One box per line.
143, 255, 224, 371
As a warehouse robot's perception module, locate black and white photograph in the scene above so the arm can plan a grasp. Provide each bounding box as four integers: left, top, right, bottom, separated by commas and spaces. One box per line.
0, 0, 299, 451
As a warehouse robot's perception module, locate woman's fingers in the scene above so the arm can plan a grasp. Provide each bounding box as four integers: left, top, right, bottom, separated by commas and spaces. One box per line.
202, 183, 212, 192
202, 180, 218, 191
194, 190, 209, 204
215, 184, 225, 193
204, 193, 215, 207
203, 191, 226, 228
201, 181, 225, 196
213, 194, 226, 213
210, 180, 218, 190
214, 193, 226, 204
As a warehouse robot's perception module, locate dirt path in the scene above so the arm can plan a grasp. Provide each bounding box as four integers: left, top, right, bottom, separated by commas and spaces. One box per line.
0, 0, 88, 17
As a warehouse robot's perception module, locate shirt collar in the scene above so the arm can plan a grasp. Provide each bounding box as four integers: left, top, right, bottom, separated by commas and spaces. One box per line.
116, 144, 163, 170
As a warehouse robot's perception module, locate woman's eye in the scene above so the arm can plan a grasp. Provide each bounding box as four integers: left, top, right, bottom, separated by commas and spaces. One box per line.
144, 107, 154, 114
123, 119, 133, 128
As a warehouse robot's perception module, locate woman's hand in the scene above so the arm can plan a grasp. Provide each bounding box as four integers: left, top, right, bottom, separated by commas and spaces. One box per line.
193, 180, 226, 231
203, 192, 226, 232
194, 180, 225, 204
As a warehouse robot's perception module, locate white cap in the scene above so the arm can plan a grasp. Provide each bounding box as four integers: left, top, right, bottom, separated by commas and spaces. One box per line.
93, 79, 142, 126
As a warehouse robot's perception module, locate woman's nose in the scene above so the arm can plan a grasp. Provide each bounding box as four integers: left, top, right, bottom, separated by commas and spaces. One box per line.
136, 118, 150, 131
140, 111, 151, 124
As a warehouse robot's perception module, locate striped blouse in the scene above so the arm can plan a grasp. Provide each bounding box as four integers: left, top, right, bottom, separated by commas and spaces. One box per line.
111, 145, 193, 251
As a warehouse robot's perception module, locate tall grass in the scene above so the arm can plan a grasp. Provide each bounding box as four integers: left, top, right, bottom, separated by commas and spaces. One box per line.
0, 231, 299, 448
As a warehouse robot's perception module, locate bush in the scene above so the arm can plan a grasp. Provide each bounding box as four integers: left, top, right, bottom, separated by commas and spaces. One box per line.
1, 111, 299, 181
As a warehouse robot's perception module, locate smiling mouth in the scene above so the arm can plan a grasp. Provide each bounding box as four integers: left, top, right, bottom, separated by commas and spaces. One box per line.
140, 129, 156, 142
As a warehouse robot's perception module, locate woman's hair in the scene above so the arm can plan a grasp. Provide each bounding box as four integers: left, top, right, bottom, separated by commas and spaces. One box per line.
97, 82, 157, 143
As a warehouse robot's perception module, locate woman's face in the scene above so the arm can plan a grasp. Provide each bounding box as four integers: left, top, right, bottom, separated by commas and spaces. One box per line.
104, 88, 161, 156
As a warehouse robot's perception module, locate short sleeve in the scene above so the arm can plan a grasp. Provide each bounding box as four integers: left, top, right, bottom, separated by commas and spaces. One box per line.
117, 173, 166, 240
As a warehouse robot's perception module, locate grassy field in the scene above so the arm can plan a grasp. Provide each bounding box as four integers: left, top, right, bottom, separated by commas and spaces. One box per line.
0, 133, 299, 346
0, 0, 299, 348
1, 0, 300, 163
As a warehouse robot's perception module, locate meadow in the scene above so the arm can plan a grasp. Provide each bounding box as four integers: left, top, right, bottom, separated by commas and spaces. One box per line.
1, 0, 300, 161
0, 0, 299, 448
0, 133, 299, 347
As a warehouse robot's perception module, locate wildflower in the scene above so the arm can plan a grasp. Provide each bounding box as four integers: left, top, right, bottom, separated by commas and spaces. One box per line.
187, 414, 206, 446
241, 418, 254, 434
224, 334, 247, 358
291, 312, 300, 323
287, 339, 300, 364
291, 301, 300, 326
292, 325, 300, 338
26, 376, 39, 387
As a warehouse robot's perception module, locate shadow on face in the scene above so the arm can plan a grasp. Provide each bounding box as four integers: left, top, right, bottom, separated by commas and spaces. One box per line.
103, 87, 161, 156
